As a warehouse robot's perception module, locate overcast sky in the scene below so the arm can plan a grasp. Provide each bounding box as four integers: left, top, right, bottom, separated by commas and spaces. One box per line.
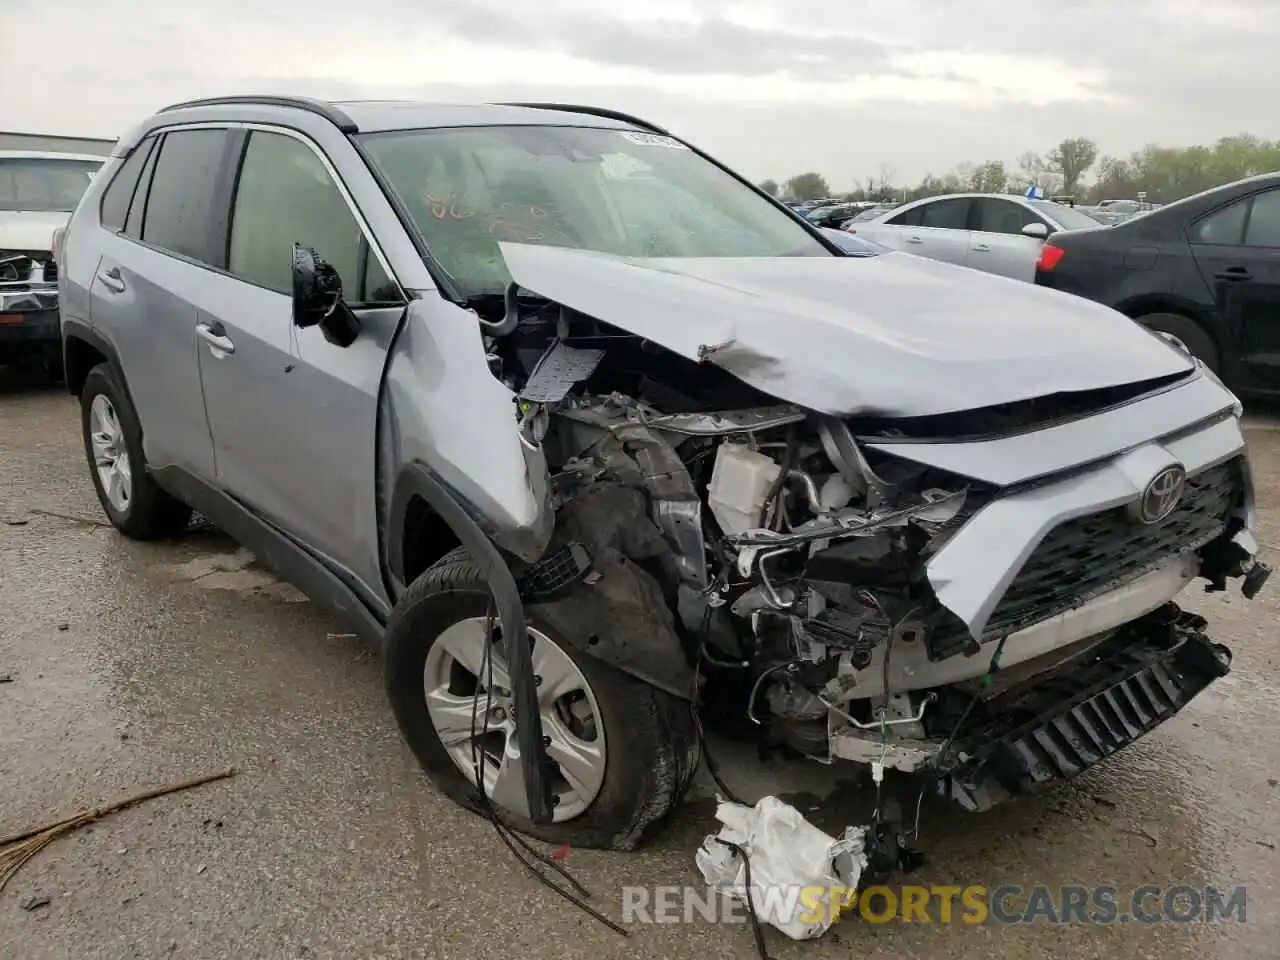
5, 0, 1277, 188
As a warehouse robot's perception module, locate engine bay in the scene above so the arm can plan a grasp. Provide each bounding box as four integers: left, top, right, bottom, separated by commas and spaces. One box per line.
473, 289, 1000, 768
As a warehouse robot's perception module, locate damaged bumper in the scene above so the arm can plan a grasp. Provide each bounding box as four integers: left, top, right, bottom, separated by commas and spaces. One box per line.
931, 606, 1232, 811
842, 371, 1262, 700
0, 282, 59, 353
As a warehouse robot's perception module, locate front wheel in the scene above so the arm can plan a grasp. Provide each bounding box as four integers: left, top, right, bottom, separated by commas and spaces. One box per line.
384, 548, 699, 851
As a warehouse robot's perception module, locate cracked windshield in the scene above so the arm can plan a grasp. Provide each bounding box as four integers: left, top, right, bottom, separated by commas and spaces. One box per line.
360, 125, 826, 295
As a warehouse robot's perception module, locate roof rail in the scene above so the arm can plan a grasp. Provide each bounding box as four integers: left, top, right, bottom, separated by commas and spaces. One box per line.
494, 102, 669, 135
157, 95, 358, 133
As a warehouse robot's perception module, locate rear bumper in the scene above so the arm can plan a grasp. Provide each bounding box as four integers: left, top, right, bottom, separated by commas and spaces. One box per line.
930, 605, 1231, 812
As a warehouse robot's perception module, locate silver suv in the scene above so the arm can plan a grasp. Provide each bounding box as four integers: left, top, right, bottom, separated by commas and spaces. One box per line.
60, 96, 1269, 850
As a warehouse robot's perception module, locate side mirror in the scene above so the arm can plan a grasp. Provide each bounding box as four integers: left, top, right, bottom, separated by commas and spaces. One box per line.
1021, 222, 1050, 240
292, 245, 360, 347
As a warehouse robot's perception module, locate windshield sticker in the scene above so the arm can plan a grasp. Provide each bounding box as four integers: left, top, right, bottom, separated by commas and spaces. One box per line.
620, 132, 688, 150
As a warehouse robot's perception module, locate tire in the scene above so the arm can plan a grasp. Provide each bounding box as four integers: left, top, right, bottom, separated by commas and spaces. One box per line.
42, 345, 64, 385
385, 547, 699, 851
1136, 312, 1219, 374
80, 363, 192, 539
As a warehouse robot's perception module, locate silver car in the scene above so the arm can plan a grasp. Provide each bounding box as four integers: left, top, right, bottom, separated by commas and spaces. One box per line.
852, 192, 1103, 281
59, 96, 1268, 851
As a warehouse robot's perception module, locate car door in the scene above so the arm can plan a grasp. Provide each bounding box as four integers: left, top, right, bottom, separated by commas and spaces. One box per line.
968, 197, 1048, 281
89, 128, 233, 480
872, 198, 973, 266
197, 128, 404, 594
1188, 187, 1280, 386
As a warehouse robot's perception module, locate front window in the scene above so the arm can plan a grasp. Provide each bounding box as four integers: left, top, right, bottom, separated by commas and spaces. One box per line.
358, 125, 829, 298
0, 157, 101, 212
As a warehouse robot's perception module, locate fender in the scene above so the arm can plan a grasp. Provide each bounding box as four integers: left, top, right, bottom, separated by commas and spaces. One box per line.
388, 461, 554, 825
61, 317, 133, 404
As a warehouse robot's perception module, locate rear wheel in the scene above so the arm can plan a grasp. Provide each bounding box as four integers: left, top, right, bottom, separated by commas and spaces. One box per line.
1137, 312, 1219, 374
384, 548, 699, 851
80, 363, 192, 539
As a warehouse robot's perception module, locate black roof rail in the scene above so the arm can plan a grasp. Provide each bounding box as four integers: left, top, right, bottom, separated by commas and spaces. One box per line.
494, 102, 669, 135
157, 95, 358, 133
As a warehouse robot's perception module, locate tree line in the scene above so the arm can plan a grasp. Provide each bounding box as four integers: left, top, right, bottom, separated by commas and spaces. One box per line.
759, 134, 1280, 206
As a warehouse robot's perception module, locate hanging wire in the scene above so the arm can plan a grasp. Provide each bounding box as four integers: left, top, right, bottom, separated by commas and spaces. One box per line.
468, 599, 628, 937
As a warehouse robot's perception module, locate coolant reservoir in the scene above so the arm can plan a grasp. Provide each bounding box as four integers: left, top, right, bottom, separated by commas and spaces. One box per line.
708, 443, 782, 535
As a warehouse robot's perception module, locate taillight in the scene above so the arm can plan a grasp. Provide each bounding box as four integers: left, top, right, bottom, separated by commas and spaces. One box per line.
1037, 243, 1065, 271
51, 227, 66, 264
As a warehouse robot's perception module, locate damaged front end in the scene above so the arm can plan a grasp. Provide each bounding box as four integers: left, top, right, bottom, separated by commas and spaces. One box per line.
458, 265, 1267, 815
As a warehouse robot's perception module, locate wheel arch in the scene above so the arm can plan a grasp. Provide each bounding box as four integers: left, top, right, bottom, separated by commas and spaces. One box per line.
1115, 294, 1220, 351
62, 320, 132, 406
385, 460, 554, 823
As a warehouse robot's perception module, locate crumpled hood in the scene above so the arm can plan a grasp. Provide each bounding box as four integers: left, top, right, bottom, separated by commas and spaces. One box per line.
0, 210, 69, 252
497, 242, 1194, 418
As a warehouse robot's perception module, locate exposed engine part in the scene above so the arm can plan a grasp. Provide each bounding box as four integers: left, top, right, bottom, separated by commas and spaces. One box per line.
707, 443, 783, 536
816, 416, 894, 507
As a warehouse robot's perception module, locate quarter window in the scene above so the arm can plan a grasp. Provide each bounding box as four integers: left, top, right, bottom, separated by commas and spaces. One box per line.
227, 131, 394, 302
1191, 199, 1248, 245
99, 138, 155, 232
1243, 190, 1280, 248
141, 129, 227, 262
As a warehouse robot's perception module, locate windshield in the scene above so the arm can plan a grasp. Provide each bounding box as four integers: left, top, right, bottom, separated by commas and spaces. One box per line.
358, 125, 829, 298
0, 158, 100, 212
1030, 200, 1102, 230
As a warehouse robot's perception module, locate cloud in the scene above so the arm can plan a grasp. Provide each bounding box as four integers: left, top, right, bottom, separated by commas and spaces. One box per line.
2, 0, 1278, 187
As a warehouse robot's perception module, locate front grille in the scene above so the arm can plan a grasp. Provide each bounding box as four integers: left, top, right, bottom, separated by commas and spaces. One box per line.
926, 457, 1242, 659
985, 457, 1242, 637
0, 250, 54, 284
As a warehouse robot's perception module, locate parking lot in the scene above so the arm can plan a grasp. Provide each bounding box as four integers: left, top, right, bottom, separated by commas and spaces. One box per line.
2, 366, 1278, 960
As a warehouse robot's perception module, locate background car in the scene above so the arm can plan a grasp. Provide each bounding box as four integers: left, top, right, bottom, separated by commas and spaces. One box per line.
850, 192, 1103, 282
818, 226, 890, 255
805, 202, 862, 227
0, 150, 102, 378
1035, 172, 1280, 389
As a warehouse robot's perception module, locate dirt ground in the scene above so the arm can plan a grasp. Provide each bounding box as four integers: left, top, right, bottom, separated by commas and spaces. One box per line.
2, 366, 1278, 959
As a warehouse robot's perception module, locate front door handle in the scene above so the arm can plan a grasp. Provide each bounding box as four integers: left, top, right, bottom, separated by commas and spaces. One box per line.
97, 266, 125, 294
972, 243, 992, 252
1215, 267, 1253, 282
196, 321, 235, 355
906, 235, 924, 244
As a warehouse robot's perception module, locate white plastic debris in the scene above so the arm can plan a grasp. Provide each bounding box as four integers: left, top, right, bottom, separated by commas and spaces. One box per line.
695, 795, 867, 940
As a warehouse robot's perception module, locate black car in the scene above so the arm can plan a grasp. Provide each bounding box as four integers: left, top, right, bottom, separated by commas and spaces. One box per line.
1035, 173, 1280, 393
806, 202, 860, 228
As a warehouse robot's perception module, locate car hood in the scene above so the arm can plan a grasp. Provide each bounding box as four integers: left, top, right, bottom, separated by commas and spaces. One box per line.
497, 242, 1194, 418
0, 210, 70, 252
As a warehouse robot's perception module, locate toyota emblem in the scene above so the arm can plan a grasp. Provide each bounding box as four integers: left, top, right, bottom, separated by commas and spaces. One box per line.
1139, 465, 1186, 524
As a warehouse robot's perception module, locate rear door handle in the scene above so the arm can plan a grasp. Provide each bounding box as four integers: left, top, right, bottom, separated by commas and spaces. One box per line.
196, 321, 235, 355
972, 243, 992, 252
906, 235, 924, 244
1215, 267, 1253, 282
97, 266, 125, 294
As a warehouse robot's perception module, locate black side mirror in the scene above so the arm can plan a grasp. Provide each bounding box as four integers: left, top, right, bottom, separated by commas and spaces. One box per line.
292, 244, 360, 347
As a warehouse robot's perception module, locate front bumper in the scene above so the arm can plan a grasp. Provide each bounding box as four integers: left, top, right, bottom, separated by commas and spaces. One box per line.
839, 370, 1259, 699
0, 285, 59, 354
931, 605, 1231, 811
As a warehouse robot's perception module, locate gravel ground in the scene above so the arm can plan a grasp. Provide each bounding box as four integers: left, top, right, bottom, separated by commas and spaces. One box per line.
1, 367, 1278, 959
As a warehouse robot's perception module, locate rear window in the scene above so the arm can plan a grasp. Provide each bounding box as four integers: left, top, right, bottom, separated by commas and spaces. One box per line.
0, 157, 101, 212
1030, 201, 1101, 230
140, 130, 227, 263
